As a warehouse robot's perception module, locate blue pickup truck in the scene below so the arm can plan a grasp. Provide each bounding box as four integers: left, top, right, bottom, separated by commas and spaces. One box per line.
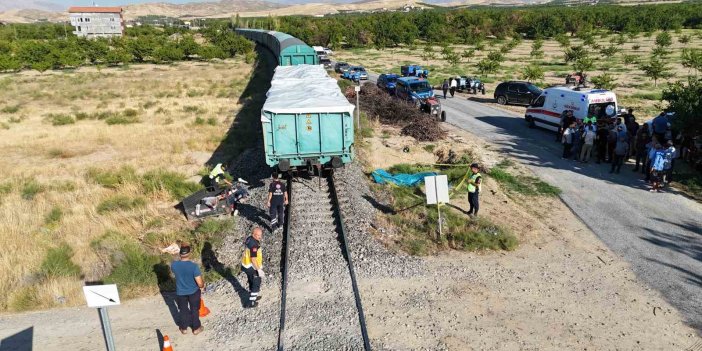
394, 77, 445, 122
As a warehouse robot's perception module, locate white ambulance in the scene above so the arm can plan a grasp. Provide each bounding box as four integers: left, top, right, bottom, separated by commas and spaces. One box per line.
524, 86, 618, 132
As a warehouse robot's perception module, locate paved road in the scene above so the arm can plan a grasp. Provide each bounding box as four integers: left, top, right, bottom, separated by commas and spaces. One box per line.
362, 72, 702, 332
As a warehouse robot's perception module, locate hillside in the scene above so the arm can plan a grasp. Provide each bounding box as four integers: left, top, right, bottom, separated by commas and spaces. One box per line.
0, 0, 545, 23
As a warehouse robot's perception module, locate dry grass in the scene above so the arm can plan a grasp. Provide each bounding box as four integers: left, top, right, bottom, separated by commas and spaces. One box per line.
336, 29, 702, 117
0, 59, 253, 312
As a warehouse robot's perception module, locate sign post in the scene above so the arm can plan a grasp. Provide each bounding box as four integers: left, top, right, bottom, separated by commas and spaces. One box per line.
424, 175, 450, 238
354, 85, 361, 130
83, 284, 121, 351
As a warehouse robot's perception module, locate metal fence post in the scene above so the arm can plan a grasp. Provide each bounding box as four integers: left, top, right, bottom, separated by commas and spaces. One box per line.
98, 307, 116, 351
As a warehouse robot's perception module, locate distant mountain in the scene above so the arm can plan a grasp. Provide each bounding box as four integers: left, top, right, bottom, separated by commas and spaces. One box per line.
0, 0, 63, 12
123, 0, 283, 20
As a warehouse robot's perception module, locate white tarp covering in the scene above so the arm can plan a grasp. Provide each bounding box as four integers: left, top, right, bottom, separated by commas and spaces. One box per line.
263, 65, 354, 115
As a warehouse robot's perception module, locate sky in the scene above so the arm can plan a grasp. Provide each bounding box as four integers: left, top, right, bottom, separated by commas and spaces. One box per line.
54, 0, 211, 6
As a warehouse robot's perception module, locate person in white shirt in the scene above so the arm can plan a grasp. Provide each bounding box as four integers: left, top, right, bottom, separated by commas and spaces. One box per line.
449, 78, 457, 98
580, 122, 597, 163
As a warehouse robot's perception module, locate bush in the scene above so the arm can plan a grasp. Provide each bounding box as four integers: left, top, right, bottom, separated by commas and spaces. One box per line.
449, 217, 518, 251
1, 104, 20, 113
97, 195, 146, 214
8, 286, 39, 312
47, 114, 75, 126
44, 206, 63, 227
21, 179, 44, 200
105, 110, 140, 125
40, 243, 81, 278
141, 170, 202, 199
86, 166, 138, 188
103, 242, 162, 290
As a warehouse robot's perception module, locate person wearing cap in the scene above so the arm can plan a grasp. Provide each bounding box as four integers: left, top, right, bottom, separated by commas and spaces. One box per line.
208, 163, 231, 192
466, 163, 482, 217
241, 227, 264, 308
170, 245, 205, 335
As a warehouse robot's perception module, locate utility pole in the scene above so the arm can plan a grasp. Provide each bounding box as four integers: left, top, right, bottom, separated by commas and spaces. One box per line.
354, 85, 360, 131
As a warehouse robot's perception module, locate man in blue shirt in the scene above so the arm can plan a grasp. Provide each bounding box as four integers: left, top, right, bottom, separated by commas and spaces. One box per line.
651, 112, 668, 143
171, 245, 205, 335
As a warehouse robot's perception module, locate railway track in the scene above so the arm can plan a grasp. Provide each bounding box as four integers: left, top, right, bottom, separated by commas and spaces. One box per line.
277, 173, 371, 351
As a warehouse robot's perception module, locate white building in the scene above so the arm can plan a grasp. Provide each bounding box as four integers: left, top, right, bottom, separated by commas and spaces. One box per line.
68, 6, 124, 38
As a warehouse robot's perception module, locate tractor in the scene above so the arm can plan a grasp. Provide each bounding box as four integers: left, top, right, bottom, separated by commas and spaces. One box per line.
395, 76, 446, 122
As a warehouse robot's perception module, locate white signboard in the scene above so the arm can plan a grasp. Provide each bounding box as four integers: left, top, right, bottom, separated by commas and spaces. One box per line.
83, 284, 121, 308
425, 175, 450, 205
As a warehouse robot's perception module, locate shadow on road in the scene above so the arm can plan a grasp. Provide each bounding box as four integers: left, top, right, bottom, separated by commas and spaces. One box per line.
0, 326, 32, 351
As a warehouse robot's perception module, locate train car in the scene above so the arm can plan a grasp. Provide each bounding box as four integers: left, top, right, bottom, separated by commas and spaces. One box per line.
262, 65, 355, 172
235, 28, 318, 66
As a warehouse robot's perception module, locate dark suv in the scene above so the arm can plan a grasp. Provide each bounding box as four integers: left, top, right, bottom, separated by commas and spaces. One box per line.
494, 81, 542, 106
334, 62, 350, 73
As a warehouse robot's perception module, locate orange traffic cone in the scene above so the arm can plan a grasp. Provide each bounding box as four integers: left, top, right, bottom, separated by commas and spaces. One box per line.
162, 335, 174, 351
199, 298, 210, 317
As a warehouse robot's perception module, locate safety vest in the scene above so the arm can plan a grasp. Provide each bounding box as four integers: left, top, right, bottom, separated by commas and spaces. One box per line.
209, 163, 224, 179
584, 116, 597, 124
467, 172, 481, 193
241, 238, 262, 269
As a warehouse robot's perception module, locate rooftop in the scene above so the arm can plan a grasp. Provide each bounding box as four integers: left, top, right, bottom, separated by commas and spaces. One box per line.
68, 7, 123, 14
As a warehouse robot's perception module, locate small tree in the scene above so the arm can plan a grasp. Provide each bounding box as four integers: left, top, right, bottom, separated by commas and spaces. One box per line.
655, 31, 672, 48
521, 65, 544, 82
564, 45, 587, 63
623, 54, 639, 65
421, 44, 435, 62
530, 39, 544, 58
0, 53, 21, 72
461, 49, 475, 59
641, 58, 670, 87
590, 73, 618, 90
632, 45, 641, 51
572, 57, 594, 73
477, 59, 499, 77
652, 46, 671, 57
681, 49, 702, 75
441, 46, 461, 66
679, 34, 691, 44
600, 45, 619, 57
555, 34, 570, 48
487, 51, 504, 62
613, 35, 627, 45
662, 78, 702, 136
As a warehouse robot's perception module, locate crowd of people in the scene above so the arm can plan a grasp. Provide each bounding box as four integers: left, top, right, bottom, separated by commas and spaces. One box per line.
558, 109, 679, 192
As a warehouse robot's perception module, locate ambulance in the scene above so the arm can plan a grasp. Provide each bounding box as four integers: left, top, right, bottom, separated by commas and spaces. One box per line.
524, 86, 618, 132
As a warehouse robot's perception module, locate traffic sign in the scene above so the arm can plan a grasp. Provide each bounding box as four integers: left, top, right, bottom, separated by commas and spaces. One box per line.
83, 284, 121, 308
425, 175, 449, 205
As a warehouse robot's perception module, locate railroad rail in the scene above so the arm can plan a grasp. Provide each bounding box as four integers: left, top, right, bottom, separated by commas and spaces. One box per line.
277, 173, 371, 351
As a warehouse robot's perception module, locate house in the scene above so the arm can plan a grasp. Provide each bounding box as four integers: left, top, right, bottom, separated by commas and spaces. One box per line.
68, 6, 124, 38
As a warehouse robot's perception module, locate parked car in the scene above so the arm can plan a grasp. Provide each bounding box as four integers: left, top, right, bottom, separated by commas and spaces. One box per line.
401, 65, 429, 78
335, 62, 350, 73
457, 76, 486, 95
323, 47, 334, 55
320, 57, 332, 70
343, 66, 368, 81
494, 81, 542, 106
377, 73, 400, 94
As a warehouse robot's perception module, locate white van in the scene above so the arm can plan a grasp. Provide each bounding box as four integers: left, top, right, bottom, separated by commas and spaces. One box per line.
525, 87, 618, 132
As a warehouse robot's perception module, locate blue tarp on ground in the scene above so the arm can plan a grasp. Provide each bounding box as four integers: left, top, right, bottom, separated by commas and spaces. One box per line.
371, 169, 437, 187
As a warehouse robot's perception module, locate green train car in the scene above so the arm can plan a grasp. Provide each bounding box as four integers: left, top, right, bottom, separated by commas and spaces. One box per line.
235, 28, 318, 66
262, 65, 355, 172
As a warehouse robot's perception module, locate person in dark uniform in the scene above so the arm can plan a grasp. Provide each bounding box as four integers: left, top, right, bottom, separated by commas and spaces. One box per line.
241, 227, 264, 308
208, 163, 231, 192
267, 173, 288, 232
466, 163, 482, 217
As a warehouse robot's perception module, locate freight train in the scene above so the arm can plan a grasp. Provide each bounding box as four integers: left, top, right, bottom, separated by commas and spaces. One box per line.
236, 29, 355, 173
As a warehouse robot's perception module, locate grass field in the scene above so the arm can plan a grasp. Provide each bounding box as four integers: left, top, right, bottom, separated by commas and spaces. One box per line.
336, 29, 702, 117
0, 59, 253, 312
